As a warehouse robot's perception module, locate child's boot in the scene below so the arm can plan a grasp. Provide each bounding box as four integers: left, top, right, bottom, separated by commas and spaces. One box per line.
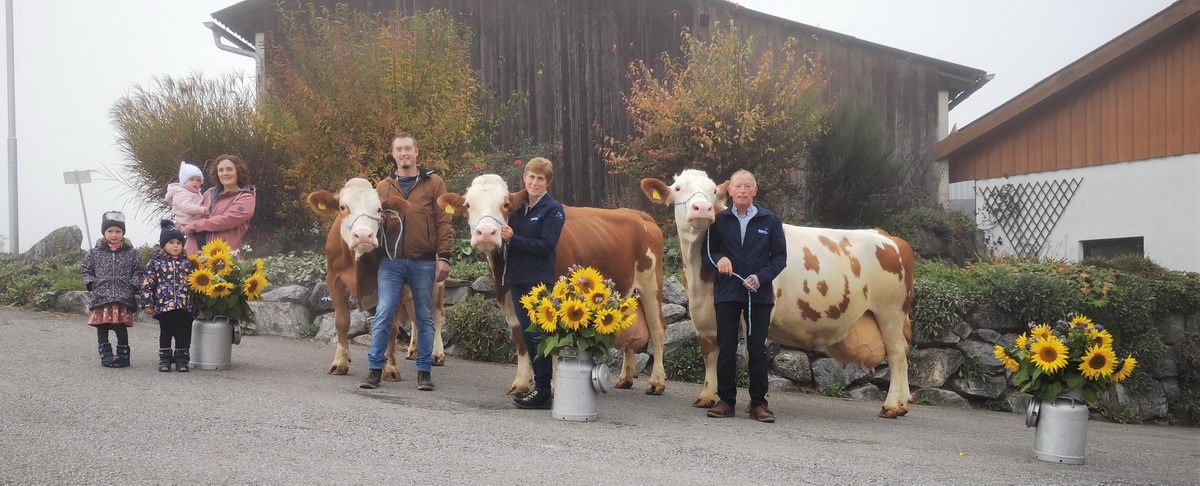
98, 343, 116, 367
112, 344, 131, 368
173, 348, 190, 373
158, 348, 172, 372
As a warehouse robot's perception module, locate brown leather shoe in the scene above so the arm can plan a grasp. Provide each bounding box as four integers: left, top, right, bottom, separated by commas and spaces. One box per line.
706, 400, 735, 418
748, 405, 775, 423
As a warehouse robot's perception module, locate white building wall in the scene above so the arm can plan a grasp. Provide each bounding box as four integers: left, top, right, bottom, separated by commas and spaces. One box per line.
975, 153, 1200, 273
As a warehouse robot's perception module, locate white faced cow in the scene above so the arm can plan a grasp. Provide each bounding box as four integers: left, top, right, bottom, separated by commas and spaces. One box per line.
641, 170, 915, 418
438, 174, 668, 396
307, 178, 447, 381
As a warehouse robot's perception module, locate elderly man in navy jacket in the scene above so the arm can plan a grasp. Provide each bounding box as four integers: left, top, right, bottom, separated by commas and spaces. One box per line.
701, 169, 788, 423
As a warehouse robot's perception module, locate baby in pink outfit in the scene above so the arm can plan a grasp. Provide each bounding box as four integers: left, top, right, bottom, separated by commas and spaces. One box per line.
165, 161, 209, 227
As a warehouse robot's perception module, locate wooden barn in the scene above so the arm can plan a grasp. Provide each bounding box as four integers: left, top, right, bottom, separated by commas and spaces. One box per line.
209, 0, 988, 208
937, 0, 1200, 272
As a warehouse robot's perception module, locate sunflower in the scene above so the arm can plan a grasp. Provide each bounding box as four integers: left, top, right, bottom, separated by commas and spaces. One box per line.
519, 293, 538, 313
1030, 338, 1070, 373
618, 312, 637, 331
551, 279, 571, 301
187, 268, 217, 294
529, 283, 548, 299
593, 308, 623, 335
559, 299, 591, 331
207, 251, 235, 276
534, 298, 559, 333
618, 296, 639, 316
583, 287, 612, 309
1078, 345, 1118, 380
1067, 314, 1093, 328
1014, 332, 1029, 350
570, 266, 603, 295
1088, 329, 1114, 348
1111, 355, 1137, 382
244, 273, 268, 300
1030, 323, 1054, 341
255, 258, 265, 274
209, 282, 234, 298
201, 239, 232, 260
993, 345, 1020, 373
186, 254, 202, 269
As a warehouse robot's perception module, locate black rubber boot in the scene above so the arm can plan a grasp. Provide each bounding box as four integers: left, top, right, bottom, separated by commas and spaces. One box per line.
359, 369, 382, 389
174, 348, 190, 372
98, 343, 116, 367
112, 345, 131, 368
417, 371, 434, 391
158, 348, 172, 372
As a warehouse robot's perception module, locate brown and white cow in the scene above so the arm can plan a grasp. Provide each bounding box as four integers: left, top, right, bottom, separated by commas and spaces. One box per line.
438, 174, 668, 396
641, 170, 915, 418
307, 178, 447, 381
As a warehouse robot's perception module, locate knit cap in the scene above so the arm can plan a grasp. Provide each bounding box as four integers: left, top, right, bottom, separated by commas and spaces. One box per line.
159, 219, 186, 248
179, 161, 204, 184
101, 211, 126, 234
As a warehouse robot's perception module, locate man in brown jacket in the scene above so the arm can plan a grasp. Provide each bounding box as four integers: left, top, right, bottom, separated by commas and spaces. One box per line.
360, 132, 454, 391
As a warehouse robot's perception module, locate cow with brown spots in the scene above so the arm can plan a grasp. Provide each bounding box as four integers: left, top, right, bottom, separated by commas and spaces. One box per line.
439, 174, 668, 396
642, 170, 915, 418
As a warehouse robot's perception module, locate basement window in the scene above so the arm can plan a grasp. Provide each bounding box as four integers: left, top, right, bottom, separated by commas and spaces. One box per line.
1081, 237, 1144, 260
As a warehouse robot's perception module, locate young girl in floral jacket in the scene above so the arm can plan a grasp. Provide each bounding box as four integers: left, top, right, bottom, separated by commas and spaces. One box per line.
81, 211, 144, 368
140, 220, 197, 372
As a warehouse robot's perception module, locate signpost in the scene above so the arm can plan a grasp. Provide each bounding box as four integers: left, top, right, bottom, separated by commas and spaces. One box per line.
63, 170, 93, 243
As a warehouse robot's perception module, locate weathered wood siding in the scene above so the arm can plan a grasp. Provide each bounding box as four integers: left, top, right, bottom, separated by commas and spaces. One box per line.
948, 16, 1200, 183
221, 0, 975, 206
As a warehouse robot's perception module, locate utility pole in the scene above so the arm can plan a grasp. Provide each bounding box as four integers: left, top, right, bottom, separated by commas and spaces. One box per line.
6, 0, 18, 253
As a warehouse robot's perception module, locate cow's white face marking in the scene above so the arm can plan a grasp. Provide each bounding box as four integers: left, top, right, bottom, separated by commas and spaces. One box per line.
461, 174, 512, 253
337, 178, 385, 258
669, 169, 720, 230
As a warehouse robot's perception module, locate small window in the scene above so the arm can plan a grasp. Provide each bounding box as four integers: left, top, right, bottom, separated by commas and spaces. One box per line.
1081, 237, 1144, 260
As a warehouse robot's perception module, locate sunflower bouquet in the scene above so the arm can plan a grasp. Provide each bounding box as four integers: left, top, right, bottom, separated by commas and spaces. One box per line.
186, 239, 268, 324
993, 314, 1137, 404
519, 265, 639, 359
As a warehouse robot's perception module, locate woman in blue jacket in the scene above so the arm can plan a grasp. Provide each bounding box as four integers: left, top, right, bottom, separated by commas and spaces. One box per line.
702, 170, 788, 423
502, 157, 565, 409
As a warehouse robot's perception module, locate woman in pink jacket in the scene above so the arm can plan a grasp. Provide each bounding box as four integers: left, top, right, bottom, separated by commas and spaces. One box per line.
183, 154, 256, 255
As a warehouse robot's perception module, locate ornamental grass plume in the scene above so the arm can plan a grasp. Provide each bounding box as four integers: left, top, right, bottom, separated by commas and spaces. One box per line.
521, 265, 638, 359
188, 239, 269, 323
993, 314, 1137, 403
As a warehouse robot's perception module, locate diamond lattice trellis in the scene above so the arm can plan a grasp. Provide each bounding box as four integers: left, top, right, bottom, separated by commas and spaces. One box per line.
977, 178, 1083, 256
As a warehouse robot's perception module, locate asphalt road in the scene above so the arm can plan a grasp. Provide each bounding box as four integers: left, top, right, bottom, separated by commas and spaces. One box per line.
2, 306, 1198, 485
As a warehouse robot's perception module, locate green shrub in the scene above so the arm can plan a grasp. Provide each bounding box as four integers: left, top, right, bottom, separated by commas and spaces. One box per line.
445, 294, 514, 363
1084, 274, 1165, 369
663, 346, 705, 383
261, 251, 327, 287
450, 260, 490, 281
1097, 398, 1142, 424
882, 205, 976, 244
822, 382, 849, 398
956, 357, 991, 382
987, 270, 1082, 325
0, 252, 86, 309
910, 278, 970, 336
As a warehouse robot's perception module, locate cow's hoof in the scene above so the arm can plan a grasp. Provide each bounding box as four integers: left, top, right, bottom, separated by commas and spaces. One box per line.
644, 382, 665, 395
614, 377, 634, 389
692, 397, 717, 408
382, 368, 402, 382
328, 364, 349, 375
878, 406, 907, 419
507, 384, 532, 396
433, 355, 445, 366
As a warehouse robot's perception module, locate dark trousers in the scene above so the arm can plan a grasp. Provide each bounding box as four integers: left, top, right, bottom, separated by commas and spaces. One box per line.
715, 301, 773, 408
155, 309, 194, 349
511, 283, 552, 393
95, 324, 128, 345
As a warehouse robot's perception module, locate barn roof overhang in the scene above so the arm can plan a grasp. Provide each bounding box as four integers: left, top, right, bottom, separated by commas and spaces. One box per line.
935, 0, 1200, 161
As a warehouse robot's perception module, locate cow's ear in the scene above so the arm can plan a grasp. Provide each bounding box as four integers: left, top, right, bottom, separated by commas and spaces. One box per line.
437, 193, 467, 218
715, 181, 730, 210
380, 196, 409, 215
640, 178, 671, 205
307, 191, 340, 218
508, 190, 529, 210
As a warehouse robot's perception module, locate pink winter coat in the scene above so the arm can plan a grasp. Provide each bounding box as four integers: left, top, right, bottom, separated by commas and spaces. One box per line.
165, 183, 205, 225
185, 185, 256, 255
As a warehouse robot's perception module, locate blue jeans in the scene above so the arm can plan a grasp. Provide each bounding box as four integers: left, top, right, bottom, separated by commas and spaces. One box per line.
368, 257, 436, 372
511, 283, 552, 393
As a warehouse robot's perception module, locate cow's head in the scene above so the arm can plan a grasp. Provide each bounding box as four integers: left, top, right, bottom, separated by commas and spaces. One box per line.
641, 169, 728, 230
438, 174, 525, 254
307, 178, 409, 259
